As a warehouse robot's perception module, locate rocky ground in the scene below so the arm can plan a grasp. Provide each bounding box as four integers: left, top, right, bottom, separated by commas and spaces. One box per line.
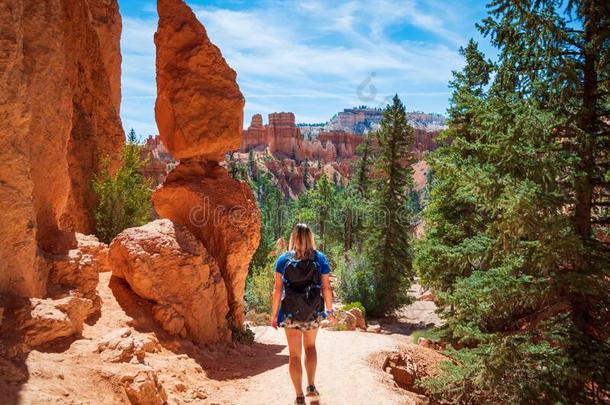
1, 271, 444, 405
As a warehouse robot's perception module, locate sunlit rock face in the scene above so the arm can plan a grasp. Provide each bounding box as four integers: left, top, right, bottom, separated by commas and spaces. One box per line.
142, 0, 260, 340
318, 130, 364, 159
109, 219, 231, 342
155, 0, 244, 161
152, 161, 260, 331
241, 113, 363, 163
0, 0, 123, 298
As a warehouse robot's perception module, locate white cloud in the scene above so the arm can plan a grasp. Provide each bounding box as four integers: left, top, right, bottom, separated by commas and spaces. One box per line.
120, 0, 476, 133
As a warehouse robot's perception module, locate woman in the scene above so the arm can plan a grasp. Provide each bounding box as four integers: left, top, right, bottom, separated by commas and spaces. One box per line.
271, 223, 336, 405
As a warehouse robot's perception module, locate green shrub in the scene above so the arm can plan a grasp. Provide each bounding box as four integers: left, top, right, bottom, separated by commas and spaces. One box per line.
341, 301, 366, 320
244, 262, 275, 314
93, 129, 152, 243
334, 254, 377, 314
411, 328, 443, 344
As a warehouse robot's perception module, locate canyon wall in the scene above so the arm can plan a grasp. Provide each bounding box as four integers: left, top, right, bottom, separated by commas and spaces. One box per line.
318, 130, 364, 158
241, 113, 362, 163
0, 0, 123, 297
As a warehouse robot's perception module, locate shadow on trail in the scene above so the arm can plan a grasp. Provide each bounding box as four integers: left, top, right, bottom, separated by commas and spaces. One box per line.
109, 275, 288, 381
378, 316, 436, 337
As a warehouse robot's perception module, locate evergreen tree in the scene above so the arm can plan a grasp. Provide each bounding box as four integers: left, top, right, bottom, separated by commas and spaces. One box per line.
303, 158, 311, 189
416, 2, 610, 402
227, 152, 246, 180
332, 172, 340, 189
312, 174, 335, 250
93, 129, 152, 243
364, 95, 416, 316
354, 133, 374, 197
408, 190, 421, 215
247, 150, 257, 181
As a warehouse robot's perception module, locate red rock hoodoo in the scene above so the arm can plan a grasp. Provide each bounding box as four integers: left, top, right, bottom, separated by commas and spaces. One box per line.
153, 162, 260, 330
241, 113, 363, 163
139, 135, 177, 187
127, 0, 263, 341
155, 0, 244, 161
0, 0, 123, 298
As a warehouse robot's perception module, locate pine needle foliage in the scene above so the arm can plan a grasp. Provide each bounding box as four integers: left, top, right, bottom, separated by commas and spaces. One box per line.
364, 95, 417, 316
415, 1, 610, 403
92, 129, 152, 243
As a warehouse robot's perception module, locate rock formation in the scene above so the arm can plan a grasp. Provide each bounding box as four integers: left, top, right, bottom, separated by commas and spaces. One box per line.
88, 0, 123, 112
241, 113, 362, 163
155, 0, 244, 161
382, 345, 451, 395
153, 162, 260, 330
328, 107, 446, 133
109, 220, 231, 342
0, 0, 123, 298
318, 130, 363, 158
17, 295, 94, 347
139, 135, 177, 187
142, 0, 260, 339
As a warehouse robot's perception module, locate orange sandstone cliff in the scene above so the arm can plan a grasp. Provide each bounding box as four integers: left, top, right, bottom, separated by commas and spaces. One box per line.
0, 0, 123, 298
241, 113, 362, 163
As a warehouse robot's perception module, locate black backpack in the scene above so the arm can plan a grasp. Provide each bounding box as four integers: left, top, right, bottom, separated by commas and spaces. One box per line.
280, 253, 324, 322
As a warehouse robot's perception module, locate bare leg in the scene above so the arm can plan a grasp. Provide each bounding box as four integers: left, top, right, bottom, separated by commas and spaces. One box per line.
285, 328, 303, 396
302, 328, 319, 386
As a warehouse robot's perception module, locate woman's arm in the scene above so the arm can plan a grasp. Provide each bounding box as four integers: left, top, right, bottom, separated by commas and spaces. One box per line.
321, 274, 336, 321
270, 272, 283, 329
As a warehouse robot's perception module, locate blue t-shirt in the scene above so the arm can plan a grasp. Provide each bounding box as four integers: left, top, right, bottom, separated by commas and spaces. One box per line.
274, 250, 331, 322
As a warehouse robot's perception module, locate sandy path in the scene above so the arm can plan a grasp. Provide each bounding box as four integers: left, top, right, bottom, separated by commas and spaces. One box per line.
3, 273, 431, 405
211, 326, 413, 405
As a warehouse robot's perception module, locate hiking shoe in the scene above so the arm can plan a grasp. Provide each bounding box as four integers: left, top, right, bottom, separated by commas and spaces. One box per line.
306, 385, 320, 402
295, 395, 306, 404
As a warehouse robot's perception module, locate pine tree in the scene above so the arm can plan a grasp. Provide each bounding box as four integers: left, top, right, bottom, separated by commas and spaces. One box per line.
415, 40, 493, 295
416, 2, 610, 402
312, 174, 335, 250
354, 133, 374, 197
303, 158, 310, 189
364, 95, 416, 316
93, 129, 152, 243
247, 150, 257, 181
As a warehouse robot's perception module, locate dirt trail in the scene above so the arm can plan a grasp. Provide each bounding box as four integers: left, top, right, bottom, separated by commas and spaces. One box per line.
4, 273, 431, 405
212, 326, 413, 405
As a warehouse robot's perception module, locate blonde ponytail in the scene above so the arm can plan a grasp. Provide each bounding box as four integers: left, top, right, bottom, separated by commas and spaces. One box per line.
288, 223, 316, 260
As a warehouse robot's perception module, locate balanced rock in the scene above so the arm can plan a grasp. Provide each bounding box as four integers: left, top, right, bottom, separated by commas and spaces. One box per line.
155, 0, 244, 160
109, 219, 231, 342
153, 162, 260, 328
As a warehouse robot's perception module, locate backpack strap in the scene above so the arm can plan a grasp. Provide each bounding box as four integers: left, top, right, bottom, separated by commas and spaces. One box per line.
281, 251, 298, 287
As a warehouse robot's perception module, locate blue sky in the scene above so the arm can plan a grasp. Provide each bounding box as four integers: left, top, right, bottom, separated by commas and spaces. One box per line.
118, 0, 493, 136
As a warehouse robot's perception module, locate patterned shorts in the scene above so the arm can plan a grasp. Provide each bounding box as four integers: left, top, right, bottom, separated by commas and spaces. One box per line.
280, 316, 322, 331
